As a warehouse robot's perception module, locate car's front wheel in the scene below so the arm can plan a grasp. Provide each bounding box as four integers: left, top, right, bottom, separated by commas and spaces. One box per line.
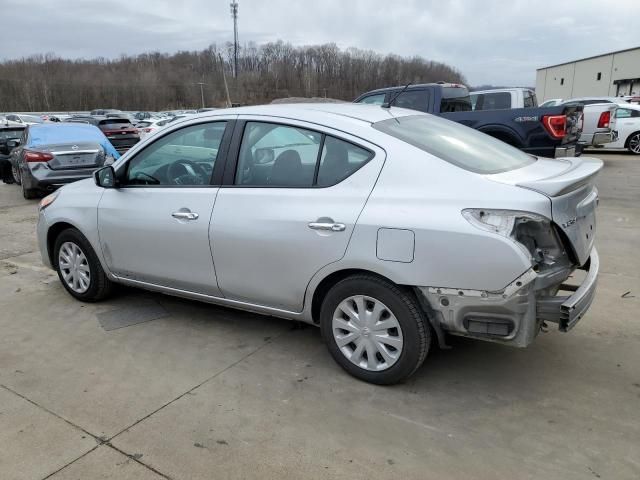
54, 228, 113, 302
320, 274, 430, 385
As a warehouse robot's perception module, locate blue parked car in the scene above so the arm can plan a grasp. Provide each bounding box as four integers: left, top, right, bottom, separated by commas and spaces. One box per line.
9, 123, 120, 199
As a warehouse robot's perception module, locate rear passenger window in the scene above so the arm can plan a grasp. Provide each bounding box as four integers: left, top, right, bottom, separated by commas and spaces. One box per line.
316, 137, 373, 187
359, 93, 386, 105
392, 90, 429, 112
474, 92, 511, 110
235, 122, 373, 187
236, 122, 321, 186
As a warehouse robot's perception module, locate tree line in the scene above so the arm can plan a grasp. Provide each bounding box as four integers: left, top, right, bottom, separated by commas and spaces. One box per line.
0, 41, 466, 112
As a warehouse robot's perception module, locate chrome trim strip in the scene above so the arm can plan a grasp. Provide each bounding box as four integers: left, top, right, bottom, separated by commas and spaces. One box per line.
111, 275, 312, 323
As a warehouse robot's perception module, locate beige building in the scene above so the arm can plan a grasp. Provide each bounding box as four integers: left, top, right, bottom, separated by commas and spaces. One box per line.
536, 47, 640, 101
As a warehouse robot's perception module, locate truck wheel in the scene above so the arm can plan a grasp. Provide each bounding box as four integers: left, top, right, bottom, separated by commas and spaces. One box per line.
320, 274, 430, 385
626, 132, 640, 155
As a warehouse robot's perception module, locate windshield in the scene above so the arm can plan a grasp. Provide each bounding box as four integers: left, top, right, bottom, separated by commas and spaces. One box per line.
373, 114, 535, 174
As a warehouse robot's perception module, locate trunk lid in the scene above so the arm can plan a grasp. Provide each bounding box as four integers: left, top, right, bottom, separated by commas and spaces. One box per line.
46, 142, 105, 170
487, 156, 603, 265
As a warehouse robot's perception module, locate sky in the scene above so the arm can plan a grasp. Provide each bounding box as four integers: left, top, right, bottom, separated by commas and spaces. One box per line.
2, 0, 639, 87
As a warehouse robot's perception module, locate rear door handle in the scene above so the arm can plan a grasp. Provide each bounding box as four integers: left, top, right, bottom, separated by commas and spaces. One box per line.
172, 211, 199, 220
308, 222, 346, 232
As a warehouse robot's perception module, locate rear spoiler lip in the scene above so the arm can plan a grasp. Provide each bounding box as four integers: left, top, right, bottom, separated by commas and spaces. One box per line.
515, 157, 603, 197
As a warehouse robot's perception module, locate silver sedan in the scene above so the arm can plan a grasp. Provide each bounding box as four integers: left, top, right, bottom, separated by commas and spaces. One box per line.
36, 104, 601, 384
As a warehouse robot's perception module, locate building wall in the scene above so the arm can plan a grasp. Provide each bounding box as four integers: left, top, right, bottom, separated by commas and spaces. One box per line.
536, 48, 640, 101
537, 63, 576, 100
611, 49, 640, 95
572, 55, 614, 96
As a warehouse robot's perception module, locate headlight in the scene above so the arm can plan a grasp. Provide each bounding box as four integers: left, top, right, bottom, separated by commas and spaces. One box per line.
38, 191, 59, 211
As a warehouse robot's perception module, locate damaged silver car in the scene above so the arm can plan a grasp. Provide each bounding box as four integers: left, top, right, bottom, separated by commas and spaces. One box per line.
36, 104, 601, 384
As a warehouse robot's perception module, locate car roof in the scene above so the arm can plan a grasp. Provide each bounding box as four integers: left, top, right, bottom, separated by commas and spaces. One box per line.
29, 123, 100, 132
358, 83, 467, 96
190, 103, 423, 125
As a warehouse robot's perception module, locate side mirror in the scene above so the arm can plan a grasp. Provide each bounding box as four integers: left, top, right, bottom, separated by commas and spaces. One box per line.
94, 165, 118, 188
7, 139, 20, 148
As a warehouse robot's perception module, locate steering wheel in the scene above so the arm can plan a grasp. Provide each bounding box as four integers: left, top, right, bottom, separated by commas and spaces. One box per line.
167, 159, 209, 185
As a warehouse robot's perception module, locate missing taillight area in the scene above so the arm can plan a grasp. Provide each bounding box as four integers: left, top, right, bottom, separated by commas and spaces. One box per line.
542, 114, 567, 139
24, 149, 54, 163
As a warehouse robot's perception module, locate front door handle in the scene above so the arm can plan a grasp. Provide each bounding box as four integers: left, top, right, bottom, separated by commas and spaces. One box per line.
308, 221, 346, 232
172, 211, 199, 220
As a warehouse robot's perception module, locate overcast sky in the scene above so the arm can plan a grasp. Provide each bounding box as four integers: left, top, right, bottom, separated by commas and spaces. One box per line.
3, 0, 639, 86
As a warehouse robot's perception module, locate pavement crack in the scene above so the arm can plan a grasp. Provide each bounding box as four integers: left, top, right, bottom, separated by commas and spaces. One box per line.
0, 384, 103, 443
107, 333, 286, 443
105, 443, 173, 479
40, 446, 100, 480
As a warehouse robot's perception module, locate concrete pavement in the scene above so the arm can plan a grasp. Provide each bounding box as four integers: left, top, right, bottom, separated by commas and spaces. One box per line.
0, 152, 639, 479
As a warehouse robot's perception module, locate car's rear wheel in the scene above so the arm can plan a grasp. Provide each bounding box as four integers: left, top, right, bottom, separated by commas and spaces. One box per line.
54, 228, 113, 302
11, 163, 21, 185
320, 274, 430, 385
627, 132, 640, 155
21, 179, 38, 199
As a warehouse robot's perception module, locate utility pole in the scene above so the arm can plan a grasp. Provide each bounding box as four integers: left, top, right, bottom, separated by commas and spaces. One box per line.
196, 82, 206, 108
230, 1, 239, 78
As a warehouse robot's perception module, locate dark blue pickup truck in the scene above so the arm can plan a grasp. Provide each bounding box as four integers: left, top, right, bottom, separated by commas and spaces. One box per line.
354, 83, 584, 158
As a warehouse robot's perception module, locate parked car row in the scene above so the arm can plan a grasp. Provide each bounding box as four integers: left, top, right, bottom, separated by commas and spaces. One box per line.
538, 96, 640, 154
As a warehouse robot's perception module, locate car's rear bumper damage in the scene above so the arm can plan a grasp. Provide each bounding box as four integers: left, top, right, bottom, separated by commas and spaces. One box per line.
416, 248, 599, 347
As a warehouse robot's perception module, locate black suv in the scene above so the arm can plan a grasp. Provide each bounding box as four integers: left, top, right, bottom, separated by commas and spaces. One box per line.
66, 116, 140, 154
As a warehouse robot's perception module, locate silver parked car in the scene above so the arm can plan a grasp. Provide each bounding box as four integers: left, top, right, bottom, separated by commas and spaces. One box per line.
36, 104, 601, 384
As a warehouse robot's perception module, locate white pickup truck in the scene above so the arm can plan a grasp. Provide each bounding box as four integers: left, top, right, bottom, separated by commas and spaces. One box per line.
470, 88, 538, 110
561, 101, 618, 148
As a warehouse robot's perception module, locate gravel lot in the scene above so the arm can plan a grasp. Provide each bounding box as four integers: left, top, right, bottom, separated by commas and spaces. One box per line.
0, 151, 639, 480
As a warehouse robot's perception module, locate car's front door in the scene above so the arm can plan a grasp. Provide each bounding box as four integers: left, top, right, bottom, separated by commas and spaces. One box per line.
98, 119, 232, 295
210, 118, 385, 311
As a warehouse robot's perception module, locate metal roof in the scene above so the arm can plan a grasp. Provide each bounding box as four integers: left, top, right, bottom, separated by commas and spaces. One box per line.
537, 46, 640, 71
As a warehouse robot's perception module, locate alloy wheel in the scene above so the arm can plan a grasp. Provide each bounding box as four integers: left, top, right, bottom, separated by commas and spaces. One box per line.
332, 295, 403, 371
629, 134, 640, 154
58, 241, 91, 293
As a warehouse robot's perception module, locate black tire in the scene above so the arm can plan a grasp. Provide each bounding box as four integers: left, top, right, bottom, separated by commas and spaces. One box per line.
625, 132, 640, 155
21, 179, 39, 199
53, 228, 113, 302
320, 274, 430, 385
12, 163, 21, 185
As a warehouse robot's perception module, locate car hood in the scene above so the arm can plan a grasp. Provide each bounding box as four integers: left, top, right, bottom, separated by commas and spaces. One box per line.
486, 156, 603, 266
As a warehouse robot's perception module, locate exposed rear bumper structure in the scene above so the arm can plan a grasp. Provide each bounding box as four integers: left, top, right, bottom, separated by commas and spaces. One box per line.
537, 249, 599, 332
417, 248, 599, 347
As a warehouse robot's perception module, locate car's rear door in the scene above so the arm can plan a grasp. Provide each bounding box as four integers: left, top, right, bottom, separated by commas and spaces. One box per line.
210, 117, 385, 312
97, 118, 233, 295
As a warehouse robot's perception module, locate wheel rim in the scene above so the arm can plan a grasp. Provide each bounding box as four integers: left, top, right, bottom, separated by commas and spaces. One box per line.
58, 242, 91, 293
332, 295, 403, 371
630, 134, 640, 154
12, 164, 20, 183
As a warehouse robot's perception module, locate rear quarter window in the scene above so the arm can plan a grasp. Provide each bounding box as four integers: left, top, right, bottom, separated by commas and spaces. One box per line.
373, 114, 535, 174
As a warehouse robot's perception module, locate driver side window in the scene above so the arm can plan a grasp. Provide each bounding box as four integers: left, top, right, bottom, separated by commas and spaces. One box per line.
125, 121, 227, 186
